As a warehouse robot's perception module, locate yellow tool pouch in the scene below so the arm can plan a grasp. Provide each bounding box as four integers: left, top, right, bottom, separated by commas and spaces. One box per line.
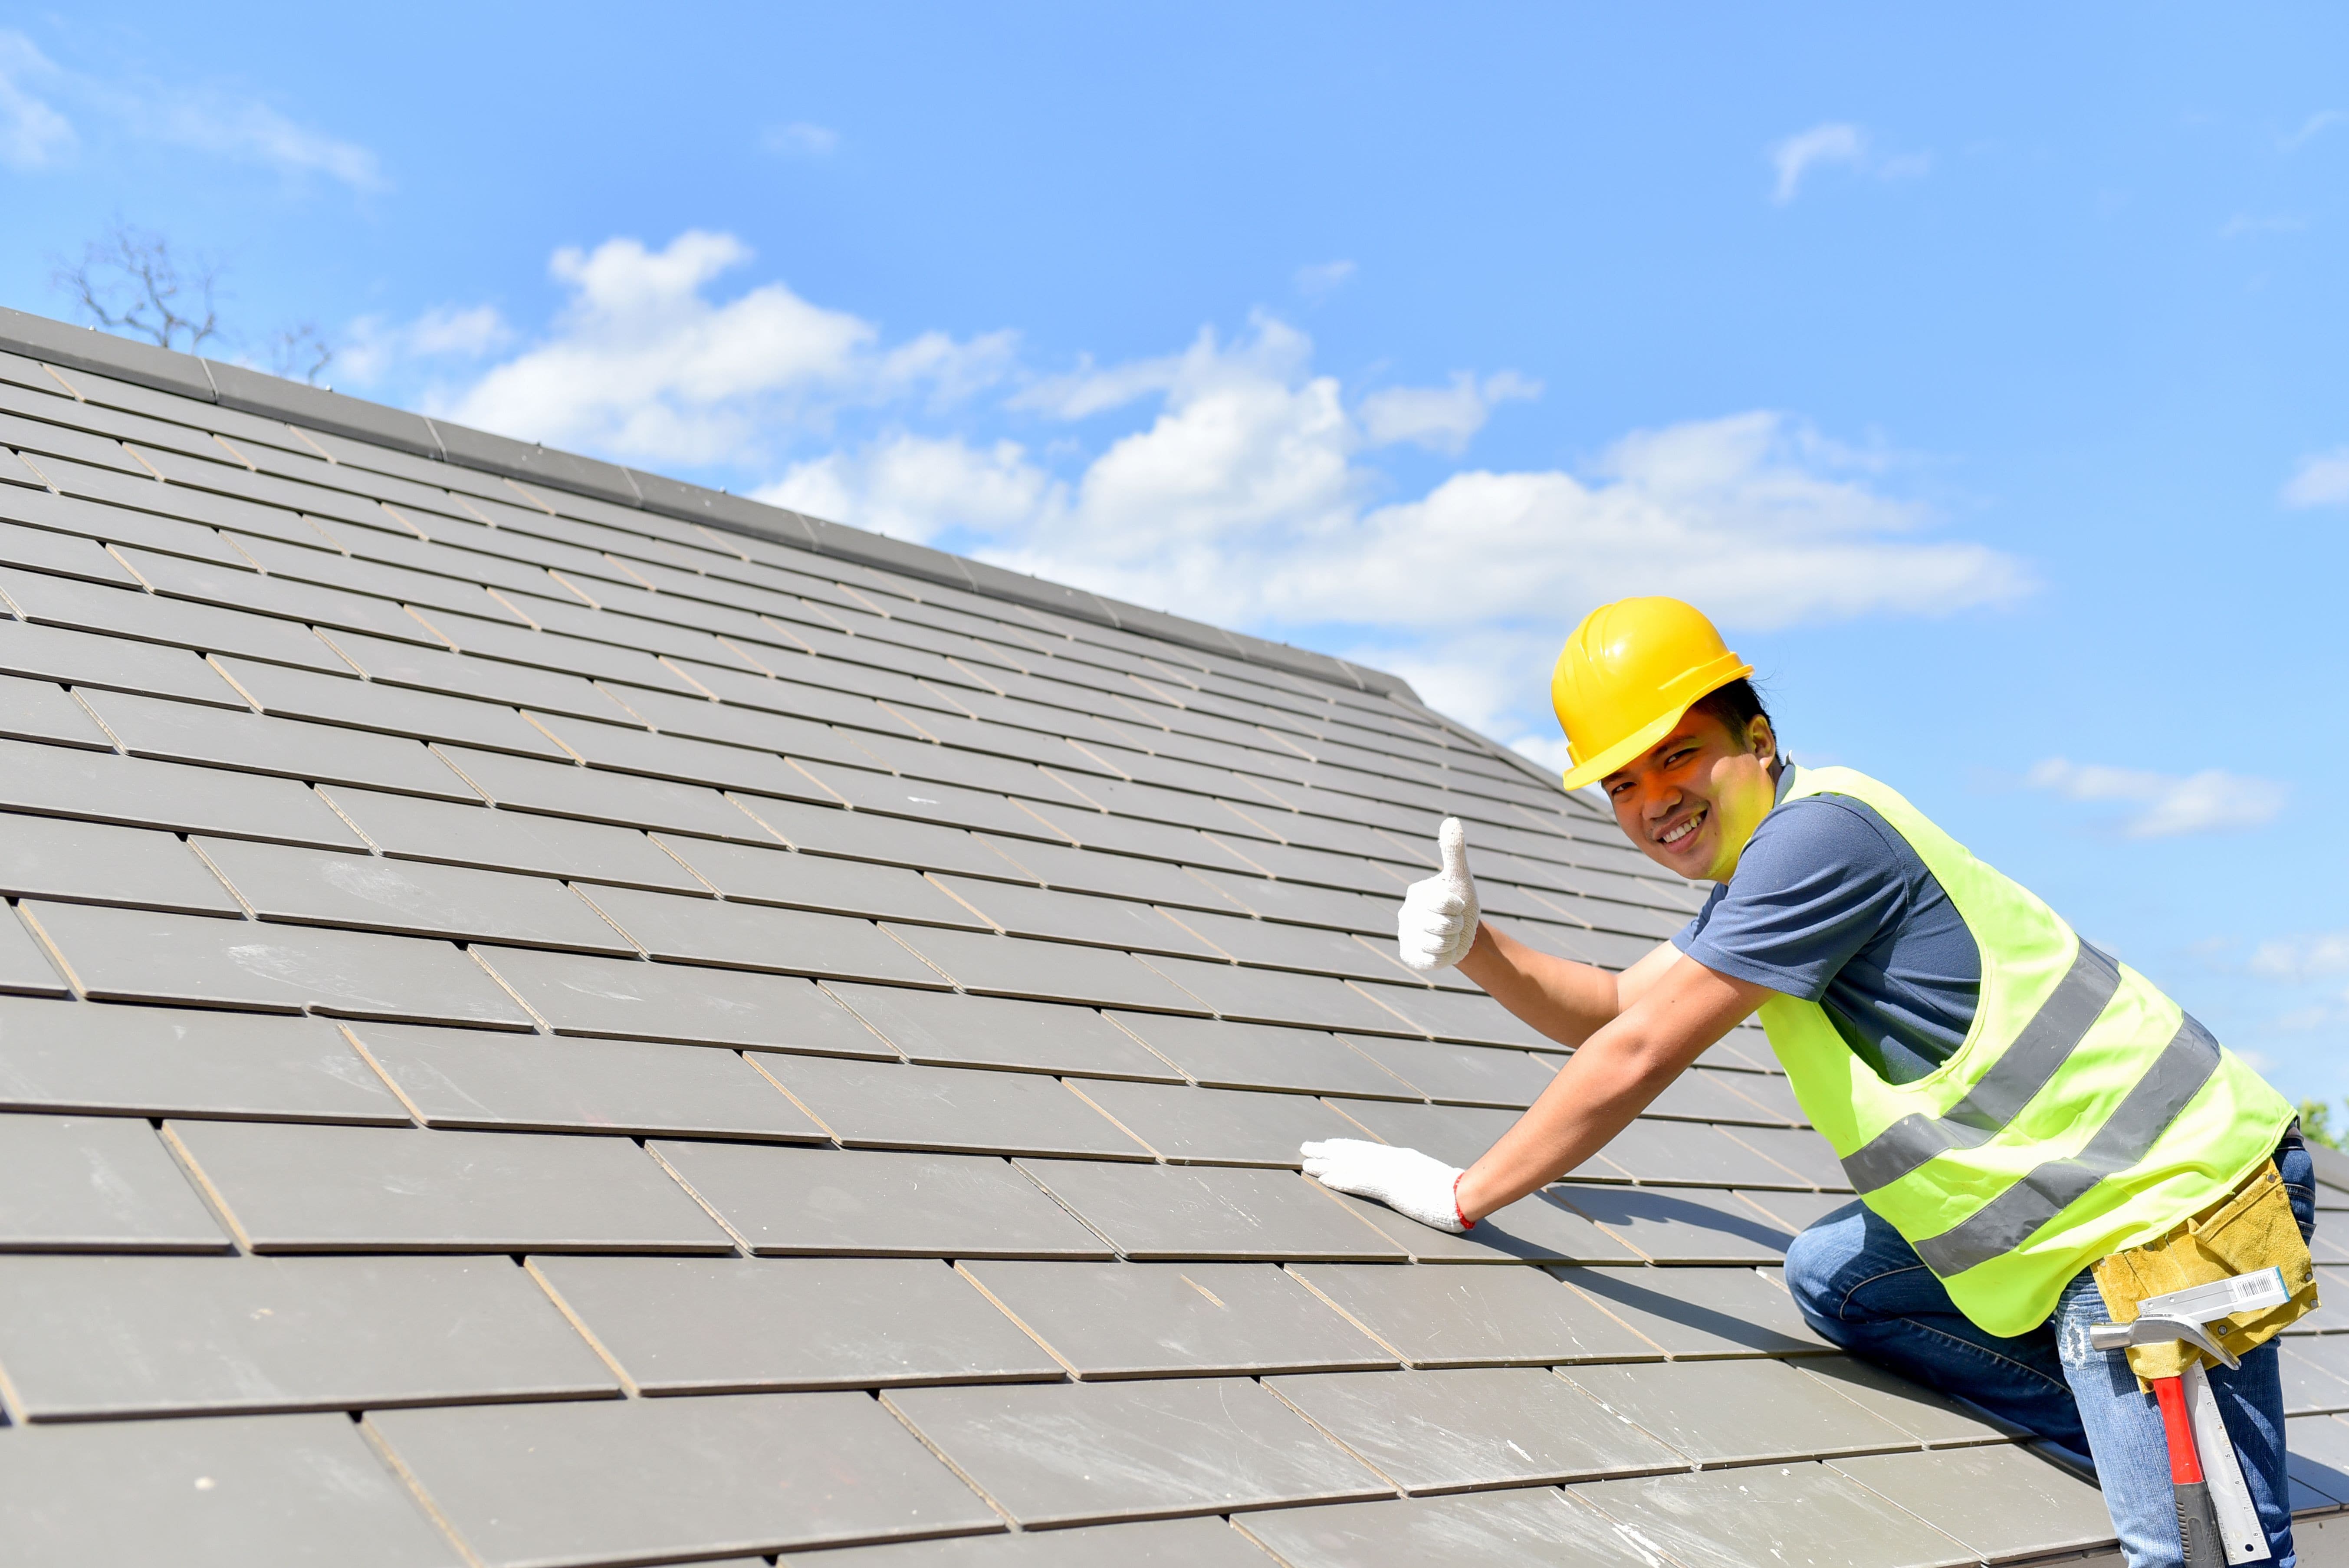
2092, 1159, 2318, 1382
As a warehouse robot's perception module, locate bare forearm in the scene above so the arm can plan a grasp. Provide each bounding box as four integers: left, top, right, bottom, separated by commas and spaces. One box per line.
1453, 957, 1767, 1220
1454, 923, 1624, 1046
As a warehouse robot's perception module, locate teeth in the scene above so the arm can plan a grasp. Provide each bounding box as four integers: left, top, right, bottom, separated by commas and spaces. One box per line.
1661, 812, 1703, 845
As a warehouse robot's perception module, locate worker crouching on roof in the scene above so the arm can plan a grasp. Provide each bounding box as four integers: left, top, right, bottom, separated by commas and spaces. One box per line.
1302, 597, 2317, 1568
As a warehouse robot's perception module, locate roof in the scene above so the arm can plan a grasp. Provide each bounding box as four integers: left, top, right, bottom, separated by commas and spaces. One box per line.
0, 304, 2339, 1566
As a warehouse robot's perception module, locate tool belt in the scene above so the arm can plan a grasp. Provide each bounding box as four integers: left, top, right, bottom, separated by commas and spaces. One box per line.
2093, 1157, 2318, 1382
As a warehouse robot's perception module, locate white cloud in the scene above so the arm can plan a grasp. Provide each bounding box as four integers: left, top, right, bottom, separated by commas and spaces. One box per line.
0, 33, 73, 169
2281, 447, 2349, 507
2283, 110, 2346, 151
0, 30, 377, 189
337, 304, 515, 386
756, 434, 1061, 542
144, 92, 382, 189
427, 242, 2029, 756
1771, 122, 1866, 203
761, 122, 839, 158
437, 230, 1013, 464
2027, 758, 2288, 838
1767, 122, 1928, 204
1360, 371, 1540, 454
2250, 932, 2349, 983
1295, 260, 1356, 301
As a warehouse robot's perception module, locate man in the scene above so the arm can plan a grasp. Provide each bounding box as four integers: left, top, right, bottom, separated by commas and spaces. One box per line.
1303, 596, 2316, 1568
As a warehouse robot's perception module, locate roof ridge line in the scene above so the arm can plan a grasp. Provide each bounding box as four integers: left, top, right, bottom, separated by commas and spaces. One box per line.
0, 304, 1416, 703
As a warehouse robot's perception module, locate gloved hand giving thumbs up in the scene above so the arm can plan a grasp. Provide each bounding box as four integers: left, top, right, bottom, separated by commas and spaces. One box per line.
1396, 817, 1480, 972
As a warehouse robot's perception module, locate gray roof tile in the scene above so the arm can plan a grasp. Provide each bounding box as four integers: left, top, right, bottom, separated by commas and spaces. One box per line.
0, 613, 250, 704
84, 689, 480, 799
1068, 1079, 1366, 1167
931, 875, 1226, 957
436, 744, 772, 840
1136, 956, 1419, 1034
0, 736, 367, 847
532, 1254, 1060, 1393
887, 926, 1207, 1012
1549, 1265, 1827, 1359
368, 1391, 1001, 1564
116, 544, 456, 645
0, 671, 114, 747
1105, 1013, 1416, 1098
174, 1119, 733, 1253
962, 1259, 1391, 1378
1547, 1187, 1796, 1266
883, 1376, 1388, 1526
760, 1054, 1147, 1159
1828, 1444, 2115, 1560
322, 785, 709, 891
734, 794, 1026, 879
1016, 1160, 1405, 1262
578, 885, 949, 986
0, 1411, 461, 1568
1350, 983, 1564, 1049
1337, 1037, 1557, 1108
347, 1022, 825, 1141
1, 568, 353, 673
1268, 1366, 1684, 1491
799, 761, 1077, 842
217, 656, 569, 758
0, 812, 241, 914
318, 629, 641, 725
1324, 1188, 1642, 1266
26, 901, 535, 1025
0, 1252, 614, 1418
528, 711, 838, 796
1722, 1123, 1851, 1190
780, 1515, 1274, 1566
657, 836, 987, 926
1171, 907, 1424, 983
825, 983, 1181, 1080
1324, 1100, 1523, 1168
652, 1142, 1114, 1258
969, 833, 1239, 908
0, 996, 407, 1122
1570, 1463, 1973, 1568
1288, 1262, 1659, 1367
1559, 1358, 1916, 1465
1582, 1117, 1815, 1189
0, 518, 143, 583
0, 1112, 230, 1250
1235, 1487, 1661, 1568
476, 946, 890, 1053
194, 838, 634, 952
1795, 1355, 2027, 1446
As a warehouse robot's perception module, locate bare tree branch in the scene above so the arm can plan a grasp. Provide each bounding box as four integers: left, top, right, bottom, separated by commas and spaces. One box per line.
265, 324, 335, 387
52, 224, 223, 354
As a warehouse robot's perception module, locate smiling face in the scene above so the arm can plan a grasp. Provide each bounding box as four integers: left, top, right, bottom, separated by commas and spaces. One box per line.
1602, 707, 1781, 882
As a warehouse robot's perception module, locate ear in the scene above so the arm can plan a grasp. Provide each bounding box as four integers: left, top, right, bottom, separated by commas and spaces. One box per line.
1746, 714, 1777, 765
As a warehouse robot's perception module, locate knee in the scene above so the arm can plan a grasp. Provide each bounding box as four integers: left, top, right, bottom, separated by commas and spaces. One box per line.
1783, 1218, 1848, 1325
1782, 1200, 1872, 1326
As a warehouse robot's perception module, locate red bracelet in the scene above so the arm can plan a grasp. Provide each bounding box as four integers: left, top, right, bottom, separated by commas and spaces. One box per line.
1452, 1172, 1475, 1232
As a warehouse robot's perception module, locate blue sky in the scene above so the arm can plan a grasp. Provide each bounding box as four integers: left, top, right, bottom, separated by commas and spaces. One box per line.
4, 5, 2346, 1105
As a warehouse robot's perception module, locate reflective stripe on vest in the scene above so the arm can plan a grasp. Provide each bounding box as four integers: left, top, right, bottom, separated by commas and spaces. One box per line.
1749, 765, 2294, 1336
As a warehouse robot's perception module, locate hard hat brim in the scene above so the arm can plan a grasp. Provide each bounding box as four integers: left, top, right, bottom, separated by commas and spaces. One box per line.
1555, 657, 1755, 793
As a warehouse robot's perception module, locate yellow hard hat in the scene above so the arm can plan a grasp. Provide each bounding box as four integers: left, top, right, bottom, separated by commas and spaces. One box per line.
1550, 597, 1752, 791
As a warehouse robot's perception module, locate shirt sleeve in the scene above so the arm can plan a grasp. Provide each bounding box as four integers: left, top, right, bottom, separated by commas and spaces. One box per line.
1669, 796, 1912, 1001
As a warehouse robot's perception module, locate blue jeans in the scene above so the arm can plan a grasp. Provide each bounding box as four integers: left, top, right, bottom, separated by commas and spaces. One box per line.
1784, 1134, 2317, 1568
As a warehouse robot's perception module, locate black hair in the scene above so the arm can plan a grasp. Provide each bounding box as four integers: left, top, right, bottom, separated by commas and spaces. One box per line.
1688, 677, 1773, 746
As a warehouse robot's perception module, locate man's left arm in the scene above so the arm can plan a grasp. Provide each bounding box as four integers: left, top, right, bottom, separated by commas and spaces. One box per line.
1304, 956, 1770, 1230
1452, 955, 1770, 1219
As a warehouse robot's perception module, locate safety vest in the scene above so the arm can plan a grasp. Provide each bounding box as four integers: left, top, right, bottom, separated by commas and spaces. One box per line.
1753, 766, 2295, 1337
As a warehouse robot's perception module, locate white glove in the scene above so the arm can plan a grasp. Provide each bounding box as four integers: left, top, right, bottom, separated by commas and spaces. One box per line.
1301, 1139, 1469, 1233
1396, 817, 1479, 971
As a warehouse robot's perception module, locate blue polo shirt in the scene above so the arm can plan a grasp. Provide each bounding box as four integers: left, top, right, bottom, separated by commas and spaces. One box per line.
1672, 765, 1983, 1085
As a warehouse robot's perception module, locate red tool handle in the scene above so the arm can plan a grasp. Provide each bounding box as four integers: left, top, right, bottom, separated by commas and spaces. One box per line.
2153, 1375, 2227, 1567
